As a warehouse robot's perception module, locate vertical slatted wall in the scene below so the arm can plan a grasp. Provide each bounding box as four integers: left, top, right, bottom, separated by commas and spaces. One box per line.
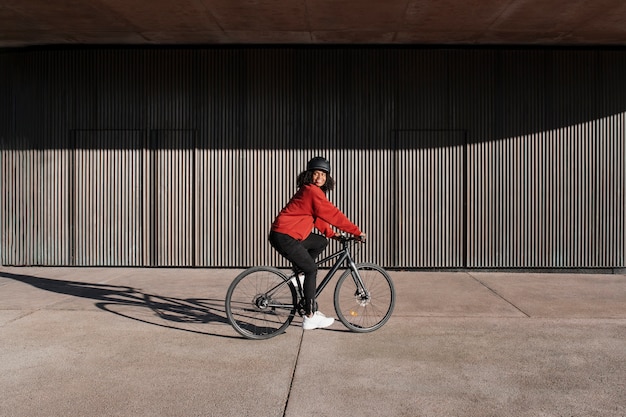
74, 130, 143, 265
1, 47, 625, 268
396, 131, 466, 267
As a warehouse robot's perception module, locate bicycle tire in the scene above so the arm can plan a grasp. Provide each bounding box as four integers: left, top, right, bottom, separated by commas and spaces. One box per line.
334, 263, 395, 333
225, 266, 297, 340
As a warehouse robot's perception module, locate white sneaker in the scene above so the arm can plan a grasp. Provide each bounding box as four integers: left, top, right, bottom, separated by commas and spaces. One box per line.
302, 311, 335, 330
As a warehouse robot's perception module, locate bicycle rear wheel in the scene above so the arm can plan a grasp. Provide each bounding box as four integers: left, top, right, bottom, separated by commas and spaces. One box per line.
334, 263, 395, 332
225, 267, 297, 340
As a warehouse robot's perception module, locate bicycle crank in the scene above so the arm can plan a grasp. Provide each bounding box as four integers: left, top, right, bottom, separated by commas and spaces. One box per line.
297, 299, 318, 317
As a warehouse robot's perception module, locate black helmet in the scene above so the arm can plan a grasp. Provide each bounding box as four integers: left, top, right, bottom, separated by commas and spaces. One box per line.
307, 156, 331, 173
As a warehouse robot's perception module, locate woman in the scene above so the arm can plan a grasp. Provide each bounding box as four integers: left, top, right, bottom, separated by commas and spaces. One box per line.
269, 156, 366, 330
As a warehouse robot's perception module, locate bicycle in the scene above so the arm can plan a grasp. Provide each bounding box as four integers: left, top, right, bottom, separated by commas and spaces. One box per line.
225, 235, 395, 340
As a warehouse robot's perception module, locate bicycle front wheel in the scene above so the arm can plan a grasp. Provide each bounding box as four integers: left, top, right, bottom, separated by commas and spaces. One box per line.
225, 267, 297, 340
334, 263, 395, 332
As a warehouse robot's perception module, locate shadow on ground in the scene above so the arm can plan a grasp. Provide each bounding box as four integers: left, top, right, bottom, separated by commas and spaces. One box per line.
0, 271, 240, 338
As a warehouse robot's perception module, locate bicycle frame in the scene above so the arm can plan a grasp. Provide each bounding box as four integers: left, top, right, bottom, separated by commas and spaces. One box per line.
265, 238, 365, 305
311, 239, 362, 298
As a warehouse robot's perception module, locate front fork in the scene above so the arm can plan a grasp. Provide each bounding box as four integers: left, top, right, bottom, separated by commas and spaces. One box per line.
347, 260, 370, 303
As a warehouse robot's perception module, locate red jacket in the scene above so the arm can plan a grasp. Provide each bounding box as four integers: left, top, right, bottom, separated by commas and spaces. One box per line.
271, 184, 362, 241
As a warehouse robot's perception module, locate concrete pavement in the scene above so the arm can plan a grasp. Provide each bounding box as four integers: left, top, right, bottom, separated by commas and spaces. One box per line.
1, 266, 625, 417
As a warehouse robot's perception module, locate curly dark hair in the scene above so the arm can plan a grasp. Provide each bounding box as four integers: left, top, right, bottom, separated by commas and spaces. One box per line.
296, 170, 335, 192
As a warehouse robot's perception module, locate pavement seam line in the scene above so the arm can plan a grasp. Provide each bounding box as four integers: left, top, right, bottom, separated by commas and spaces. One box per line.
467, 272, 531, 318
282, 328, 305, 417
1, 309, 38, 326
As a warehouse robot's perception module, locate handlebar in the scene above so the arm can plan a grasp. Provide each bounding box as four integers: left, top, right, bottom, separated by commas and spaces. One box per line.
335, 234, 366, 244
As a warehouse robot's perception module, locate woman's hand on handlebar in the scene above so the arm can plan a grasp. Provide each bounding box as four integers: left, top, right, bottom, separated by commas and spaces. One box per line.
332, 232, 366, 242
332, 232, 367, 242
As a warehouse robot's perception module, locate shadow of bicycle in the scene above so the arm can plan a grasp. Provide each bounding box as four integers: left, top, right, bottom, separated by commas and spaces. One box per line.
0, 271, 240, 338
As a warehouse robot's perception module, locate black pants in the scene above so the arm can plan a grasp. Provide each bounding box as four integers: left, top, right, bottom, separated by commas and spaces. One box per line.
268, 231, 328, 314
